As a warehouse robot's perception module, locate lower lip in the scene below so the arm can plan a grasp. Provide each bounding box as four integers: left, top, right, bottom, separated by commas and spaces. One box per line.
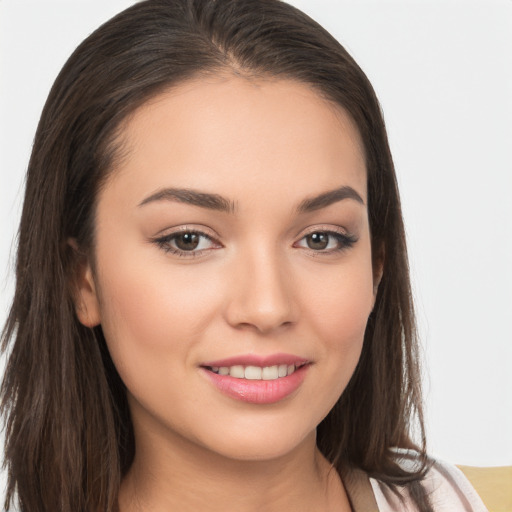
201, 365, 309, 404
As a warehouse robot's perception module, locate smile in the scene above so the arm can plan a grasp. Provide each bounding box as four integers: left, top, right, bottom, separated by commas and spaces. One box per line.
200, 355, 311, 404
206, 363, 304, 380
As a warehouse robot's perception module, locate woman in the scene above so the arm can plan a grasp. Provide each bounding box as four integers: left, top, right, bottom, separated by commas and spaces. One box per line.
0, 1, 488, 511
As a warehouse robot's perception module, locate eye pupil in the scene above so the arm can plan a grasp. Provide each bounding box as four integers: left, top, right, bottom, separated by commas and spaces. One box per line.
175, 232, 200, 251
307, 232, 329, 250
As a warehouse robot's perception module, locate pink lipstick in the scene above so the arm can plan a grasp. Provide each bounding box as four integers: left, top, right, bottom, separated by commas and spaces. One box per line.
200, 353, 310, 404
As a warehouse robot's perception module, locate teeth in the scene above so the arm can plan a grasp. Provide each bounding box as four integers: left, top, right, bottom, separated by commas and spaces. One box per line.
262, 365, 278, 380
230, 365, 245, 378
211, 364, 300, 380
244, 366, 262, 379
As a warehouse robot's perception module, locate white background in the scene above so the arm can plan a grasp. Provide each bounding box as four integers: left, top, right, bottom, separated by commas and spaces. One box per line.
1, 0, 511, 497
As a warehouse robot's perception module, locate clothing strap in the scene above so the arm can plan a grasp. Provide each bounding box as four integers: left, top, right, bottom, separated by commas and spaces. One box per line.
341, 466, 379, 512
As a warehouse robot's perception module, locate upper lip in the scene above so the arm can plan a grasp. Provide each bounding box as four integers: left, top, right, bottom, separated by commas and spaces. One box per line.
201, 353, 310, 368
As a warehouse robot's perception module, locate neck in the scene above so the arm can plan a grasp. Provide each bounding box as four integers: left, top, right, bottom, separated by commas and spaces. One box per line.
118, 418, 350, 512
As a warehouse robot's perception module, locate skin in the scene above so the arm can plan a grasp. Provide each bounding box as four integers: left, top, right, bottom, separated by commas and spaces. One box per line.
75, 75, 380, 512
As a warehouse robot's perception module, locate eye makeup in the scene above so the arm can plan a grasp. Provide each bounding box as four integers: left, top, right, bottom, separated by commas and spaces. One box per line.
151, 223, 358, 259
294, 230, 358, 254
153, 228, 222, 258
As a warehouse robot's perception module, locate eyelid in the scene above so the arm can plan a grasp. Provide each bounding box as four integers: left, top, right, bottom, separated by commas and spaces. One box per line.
154, 224, 219, 238
295, 224, 351, 239
293, 224, 358, 254
152, 225, 223, 258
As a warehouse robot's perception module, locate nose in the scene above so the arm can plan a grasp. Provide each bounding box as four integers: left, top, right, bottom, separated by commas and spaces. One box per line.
224, 247, 298, 335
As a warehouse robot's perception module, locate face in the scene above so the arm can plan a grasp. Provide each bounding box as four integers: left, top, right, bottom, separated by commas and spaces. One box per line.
76, 76, 378, 462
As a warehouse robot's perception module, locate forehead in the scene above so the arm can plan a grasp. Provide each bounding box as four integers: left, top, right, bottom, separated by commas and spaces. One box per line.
105, 75, 367, 206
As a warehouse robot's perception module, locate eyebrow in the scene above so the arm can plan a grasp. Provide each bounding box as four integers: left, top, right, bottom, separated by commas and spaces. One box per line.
296, 186, 365, 213
138, 185, 364, 214
138, 187, 236, 213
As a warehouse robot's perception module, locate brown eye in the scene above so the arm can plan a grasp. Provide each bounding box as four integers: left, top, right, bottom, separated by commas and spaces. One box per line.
295, 230, 357, 253
306, 232, 329, 250
174, 232, 200, 251
154, 230, 220, 257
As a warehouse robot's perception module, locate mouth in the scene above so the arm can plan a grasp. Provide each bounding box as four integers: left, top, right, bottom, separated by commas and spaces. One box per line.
203, 362, 307, 380
200, 355, 311, 404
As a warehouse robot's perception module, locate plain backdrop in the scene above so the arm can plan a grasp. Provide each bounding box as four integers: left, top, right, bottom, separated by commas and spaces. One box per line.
1, 0, 511, 498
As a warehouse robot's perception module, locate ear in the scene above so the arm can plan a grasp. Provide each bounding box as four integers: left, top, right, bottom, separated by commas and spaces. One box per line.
371, 245, 385, 307
68, 239, 101, 327
372, 262, 383, 299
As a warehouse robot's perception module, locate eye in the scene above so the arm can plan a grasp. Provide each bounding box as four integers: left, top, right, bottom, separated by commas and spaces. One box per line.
153, 230, 220, 257
172, 232, 206, 251
295, 230, 357, 253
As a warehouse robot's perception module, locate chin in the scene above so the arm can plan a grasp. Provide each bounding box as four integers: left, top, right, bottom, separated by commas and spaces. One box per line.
196, 423, 318, 463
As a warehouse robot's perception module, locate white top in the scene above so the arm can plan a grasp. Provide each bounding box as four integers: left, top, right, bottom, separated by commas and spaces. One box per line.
370, 457, 489, 512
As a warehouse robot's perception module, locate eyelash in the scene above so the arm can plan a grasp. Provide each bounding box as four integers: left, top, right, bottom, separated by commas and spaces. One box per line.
153, 228, 357, 259
153, 230, 219, 258
293, 230, 358, 255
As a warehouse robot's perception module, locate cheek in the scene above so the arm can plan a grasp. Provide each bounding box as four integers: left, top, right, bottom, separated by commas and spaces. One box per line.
300, 248, 374, 401
314, 282, 370, 376
93, 258, 220, 429
97, 251, 210, 337
93, 249, 229, 385
306, 255, 374, 349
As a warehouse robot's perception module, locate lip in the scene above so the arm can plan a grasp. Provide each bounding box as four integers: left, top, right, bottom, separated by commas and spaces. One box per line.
200, 353, 311, 405
201, 353, 310, 368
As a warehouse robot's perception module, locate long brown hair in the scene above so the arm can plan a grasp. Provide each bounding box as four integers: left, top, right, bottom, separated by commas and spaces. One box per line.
1, 1, 431, 510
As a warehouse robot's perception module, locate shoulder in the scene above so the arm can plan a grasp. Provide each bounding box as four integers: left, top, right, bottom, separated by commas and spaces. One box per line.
369, 451, 489, 512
